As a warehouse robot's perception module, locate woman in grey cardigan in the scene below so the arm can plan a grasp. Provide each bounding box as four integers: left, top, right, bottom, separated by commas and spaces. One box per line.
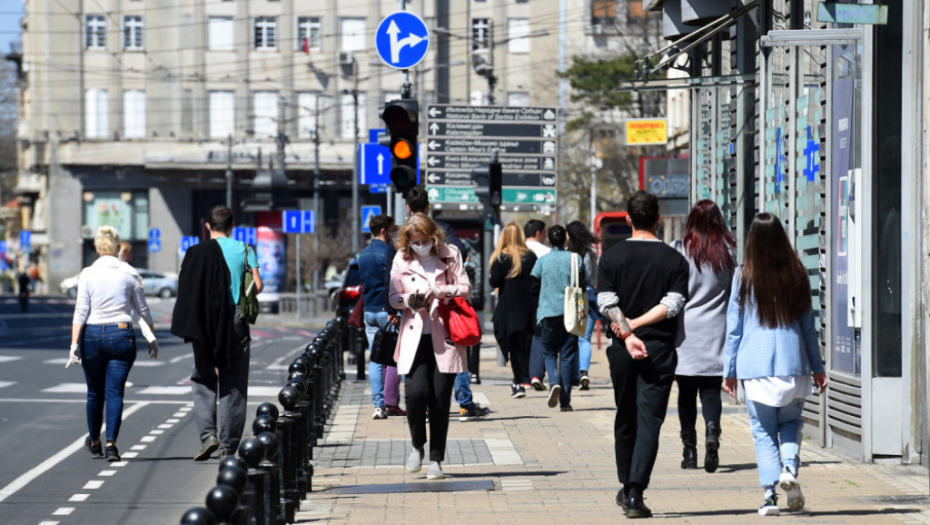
673, 200, 736, 473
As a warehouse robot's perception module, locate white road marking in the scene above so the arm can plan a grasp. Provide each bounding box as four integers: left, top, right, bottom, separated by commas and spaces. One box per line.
250, 386, 282, 397
0, 381, 15, 389
158, 423, 173, 429
110, 461, 128, 467
136, 386, 191, 395
82, 480, 104, 490
43, 358, 70, 365
0, 398, 191, 405
38, 521, 59, 525
265, 344, 309, 371
53, 507, 75, 515
0, 356, 23, 363
140, 436, 157, 443
121, 452, 138, 459
68, 494, 89, 502
150, 430, 164, 435
130, 445, 146, 451
42, 383, 86, 394
172, 412, 186, 418
133, 361, 164, 367
0, 402, 148, 503
169, 354, 193, 364
98, 470, 117, 477
166, 418, 180, 423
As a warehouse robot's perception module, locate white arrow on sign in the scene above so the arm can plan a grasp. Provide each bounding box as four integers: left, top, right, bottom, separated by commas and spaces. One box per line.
428, 140, 441, 150
517, 192, 528, 201
541, 176, 555, 186
386, 21, 426, 64
377, 153, 384, 175
428, 107, 441, 117
427, 173, 441, 183
429, 122, 440, 135
427, 157, 440, 166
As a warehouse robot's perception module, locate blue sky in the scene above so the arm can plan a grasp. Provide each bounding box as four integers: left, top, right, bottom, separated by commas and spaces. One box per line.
0, 4, 24, 55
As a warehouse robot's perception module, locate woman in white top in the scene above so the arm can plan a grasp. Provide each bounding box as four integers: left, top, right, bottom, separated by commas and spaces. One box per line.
389, 215, 471, 481
68, 226, 157, 462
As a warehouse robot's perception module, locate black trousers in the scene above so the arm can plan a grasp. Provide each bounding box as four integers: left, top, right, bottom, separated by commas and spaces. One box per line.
405, 335, 456, 462
607, 338, 676, 490
497, 331, 531, 385
676, 375, 723, 434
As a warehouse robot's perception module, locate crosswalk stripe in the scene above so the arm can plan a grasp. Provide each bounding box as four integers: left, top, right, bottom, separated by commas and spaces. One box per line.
136, 386, 191, 395
0, 381, 14, 389
250, 386, 282, 397
42, 383, 86, 393
0, 356, 23, 363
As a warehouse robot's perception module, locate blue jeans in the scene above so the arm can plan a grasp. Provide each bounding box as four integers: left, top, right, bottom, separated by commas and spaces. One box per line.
540, 316, 578, 408
80, 324, 137, 443
364, 311, 390, 408
529, 334, 546, 381
746, 396, 804, 487
454, 371, 473, 409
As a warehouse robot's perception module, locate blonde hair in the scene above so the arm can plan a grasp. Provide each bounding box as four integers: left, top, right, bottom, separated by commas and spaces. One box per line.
395, 215, 445, 259
94, 226, 120, 256
489, 223, 529, 279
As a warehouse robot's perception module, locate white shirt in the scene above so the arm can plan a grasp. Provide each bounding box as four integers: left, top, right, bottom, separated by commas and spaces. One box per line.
743, 376, 814, 407
73, 256, 153, 327
417, 255, 439, 334
526, 239, 551, 258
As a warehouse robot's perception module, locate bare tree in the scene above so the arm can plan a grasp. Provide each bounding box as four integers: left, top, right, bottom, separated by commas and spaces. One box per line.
284, 224, 355, 292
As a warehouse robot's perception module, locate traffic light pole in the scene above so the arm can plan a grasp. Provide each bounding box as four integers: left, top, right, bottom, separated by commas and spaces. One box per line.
351, 61, 360, 254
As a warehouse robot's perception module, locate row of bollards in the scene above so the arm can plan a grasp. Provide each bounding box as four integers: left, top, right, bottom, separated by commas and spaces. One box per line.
180, 317, 348, 525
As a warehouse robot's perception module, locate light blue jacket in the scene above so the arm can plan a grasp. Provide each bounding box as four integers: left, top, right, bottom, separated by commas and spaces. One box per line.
722, 270, 824, 380
530, 248, 585, 325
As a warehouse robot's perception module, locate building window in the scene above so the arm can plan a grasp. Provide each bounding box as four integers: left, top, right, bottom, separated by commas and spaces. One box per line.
208, 17, 234, 50
252, 91, 279, 138
340, 18, 366, 52
123, 16, 143, 50
297, 17, 322, 51
209, 91, 235, 138
340, 91, 367, 139
122, 90, 146, 139
470, 90, 488, 107
298, 92, 329, 138
472, 18, 491, 50
629, 1, 651, 22
506, 18, 530, 54
383, 91, 402, 104
254, 17, 278, 50
85, 15, 106, 50
592, 0, 617, 26
506, 91, 530, 107
85, 88, 109, 139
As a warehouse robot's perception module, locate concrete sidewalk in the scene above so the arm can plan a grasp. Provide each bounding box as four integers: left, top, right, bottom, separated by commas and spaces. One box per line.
295, 339, 930, 524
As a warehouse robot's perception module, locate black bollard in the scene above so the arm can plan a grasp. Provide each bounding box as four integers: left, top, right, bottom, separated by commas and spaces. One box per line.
252, 414, 277, 436
257, 431, 285, 525
256, 402, 280, 421
205, 485, 239, 525
219, 455, 249, 473
239, 437, 270, 525
278, 385, 308, 502
180, 507, 217, 525
216, 466, 249, 525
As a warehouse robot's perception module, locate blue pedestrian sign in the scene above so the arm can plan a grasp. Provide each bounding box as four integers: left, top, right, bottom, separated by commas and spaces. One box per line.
282, 210, 315, 234
361, 205, 382, 234
19, 230, 30, 252
233, 227, 257, 246
0, 241, 7, 253
180, 236, 200, 253
148, 228, 161, 253
375, 12, 430, 70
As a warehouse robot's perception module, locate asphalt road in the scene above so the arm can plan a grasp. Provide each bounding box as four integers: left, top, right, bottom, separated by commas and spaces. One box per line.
0, 295, 318, 525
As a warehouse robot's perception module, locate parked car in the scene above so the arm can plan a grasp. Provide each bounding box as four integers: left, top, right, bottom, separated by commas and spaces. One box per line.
336, 258, 362, 319
138, 270, 178, 298
60, 274, 79, 298
324, 272, 345, 298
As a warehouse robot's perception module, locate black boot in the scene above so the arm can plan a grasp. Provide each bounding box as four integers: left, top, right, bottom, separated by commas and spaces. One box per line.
680, 429, 698, 469
704, 421, 721, 473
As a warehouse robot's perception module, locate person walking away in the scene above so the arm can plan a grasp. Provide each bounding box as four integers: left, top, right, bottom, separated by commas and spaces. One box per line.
566, 221, 598, 390
524, 220, 550, 391
598, 191, 689, 518
404, 188, 489, 422
390, 215, 472, 480
358, 215, 404, 419
530, 225, 585, 412
17, 269, 29, 312
723, 213, 827, 516
171, 205, 263, 461
68, 226, 158, 462
489, 223, 538, 399
673, 200, 736, 473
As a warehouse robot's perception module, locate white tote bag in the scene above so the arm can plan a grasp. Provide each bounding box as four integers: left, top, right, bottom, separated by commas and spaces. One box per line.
563, 253, 588, 336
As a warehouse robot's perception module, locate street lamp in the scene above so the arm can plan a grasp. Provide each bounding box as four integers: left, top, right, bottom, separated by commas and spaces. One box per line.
434, 27, 549, 105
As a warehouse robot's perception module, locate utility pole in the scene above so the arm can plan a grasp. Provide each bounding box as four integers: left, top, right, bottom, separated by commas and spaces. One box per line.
313, 96, 321, 292
351, 59, 360, 254
225, 134, 233, 209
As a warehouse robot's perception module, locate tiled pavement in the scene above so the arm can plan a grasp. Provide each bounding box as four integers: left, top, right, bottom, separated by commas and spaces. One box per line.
295, 339, 930, 524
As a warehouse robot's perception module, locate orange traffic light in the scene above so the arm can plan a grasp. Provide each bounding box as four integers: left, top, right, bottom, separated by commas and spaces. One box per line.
393, 139, 413, 159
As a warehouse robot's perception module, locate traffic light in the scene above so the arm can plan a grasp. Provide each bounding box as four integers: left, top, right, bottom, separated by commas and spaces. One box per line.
473, 152, 502, 220
381, 99, 419, 194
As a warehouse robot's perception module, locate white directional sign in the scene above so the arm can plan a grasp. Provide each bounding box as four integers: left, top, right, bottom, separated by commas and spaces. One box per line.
425, 105, 559, 206
375, 12, 430, 70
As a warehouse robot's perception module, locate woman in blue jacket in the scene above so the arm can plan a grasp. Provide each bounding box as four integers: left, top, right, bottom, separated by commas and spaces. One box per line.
723, 213, 828, 516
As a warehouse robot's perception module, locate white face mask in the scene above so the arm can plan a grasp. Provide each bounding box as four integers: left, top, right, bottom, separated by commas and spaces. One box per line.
411, 241, 433, 257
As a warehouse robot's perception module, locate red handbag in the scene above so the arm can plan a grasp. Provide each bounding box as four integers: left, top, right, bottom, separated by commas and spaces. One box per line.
347, 291, 365, 328
437, 297, 482, 346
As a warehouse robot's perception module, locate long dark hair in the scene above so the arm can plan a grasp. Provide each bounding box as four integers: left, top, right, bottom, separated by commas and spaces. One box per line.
566, 221, 595, 256
739, 213, 811, 328
683, 200, 736, 274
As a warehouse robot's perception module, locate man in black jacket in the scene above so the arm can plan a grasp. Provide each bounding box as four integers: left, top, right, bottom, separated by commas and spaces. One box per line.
172, 205, 263, 461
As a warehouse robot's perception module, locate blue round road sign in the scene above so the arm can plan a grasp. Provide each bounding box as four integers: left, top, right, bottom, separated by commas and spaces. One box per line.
375, 12, 430, 70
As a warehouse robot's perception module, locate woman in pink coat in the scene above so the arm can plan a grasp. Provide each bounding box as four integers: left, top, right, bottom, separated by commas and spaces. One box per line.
390, 215, 472, 480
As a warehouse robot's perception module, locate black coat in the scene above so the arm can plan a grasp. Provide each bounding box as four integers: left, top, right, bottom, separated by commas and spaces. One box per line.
170, 239, 235, 366
490, 251, 538, 340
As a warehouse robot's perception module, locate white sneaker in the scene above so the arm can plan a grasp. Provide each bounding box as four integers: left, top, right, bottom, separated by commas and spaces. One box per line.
779, 469, 805, 510
758, 491, 779, 516
372, 407, 387, 420
426, 461, 444, 480
547, 385, 561, 408
406, 447, 424, 473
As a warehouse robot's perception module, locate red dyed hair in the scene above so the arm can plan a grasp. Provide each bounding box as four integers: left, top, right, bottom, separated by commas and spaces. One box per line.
682, 200, 736, 274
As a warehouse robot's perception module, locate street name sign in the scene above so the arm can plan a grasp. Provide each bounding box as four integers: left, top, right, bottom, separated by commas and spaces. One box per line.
375, 12, 430, 69
816, 3, 888, 25
425, 105, 558, 207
